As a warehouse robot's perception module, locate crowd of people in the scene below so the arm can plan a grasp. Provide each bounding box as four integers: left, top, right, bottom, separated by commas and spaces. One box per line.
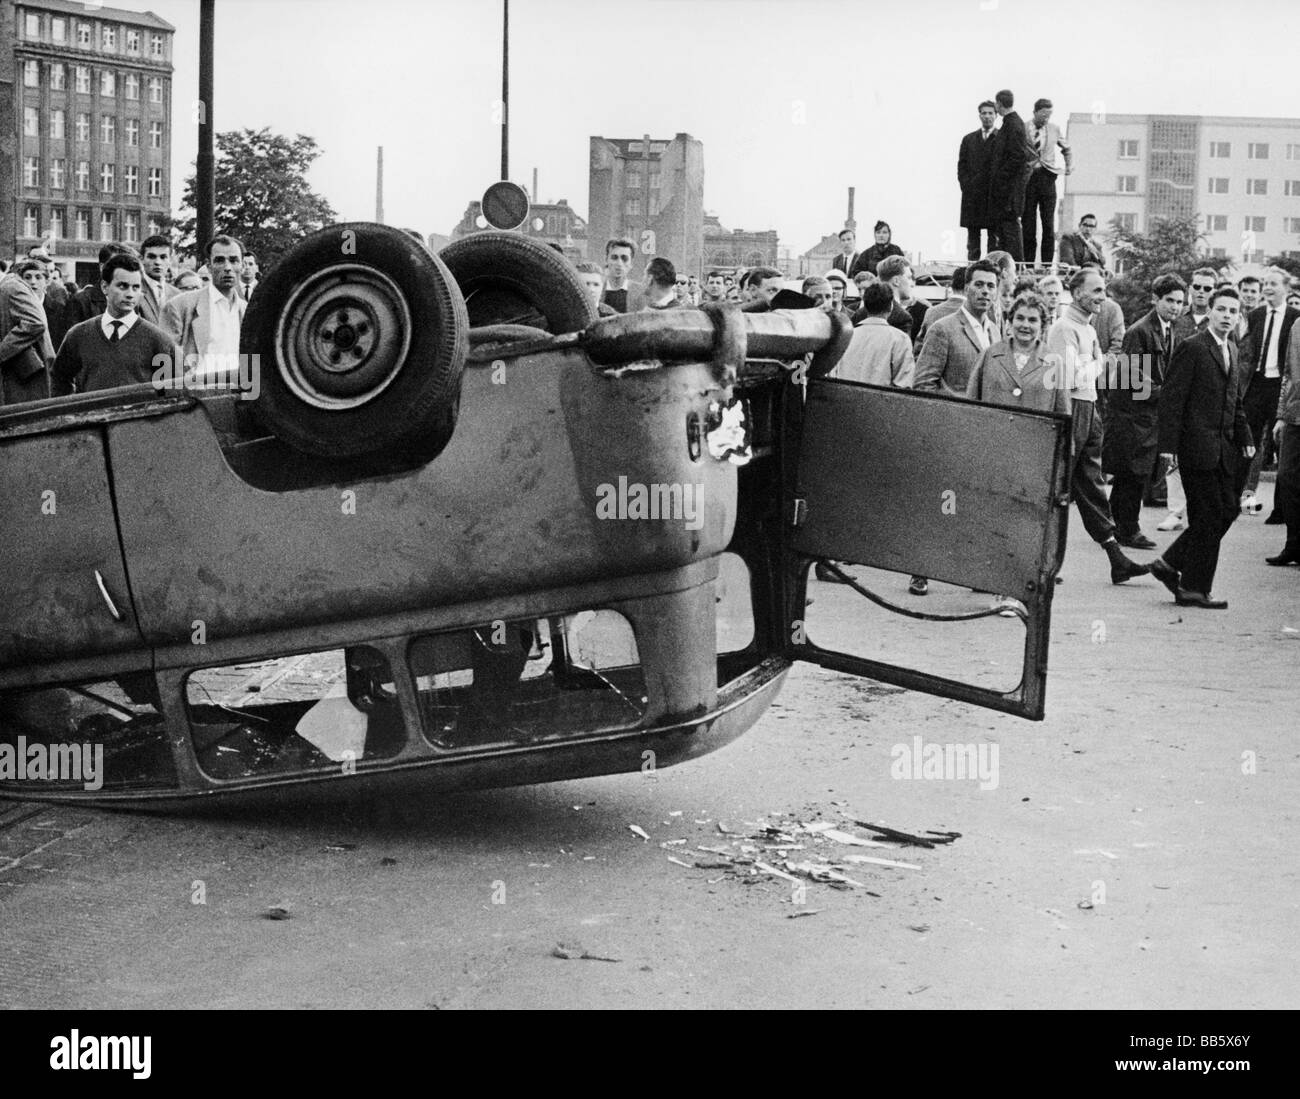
0, 236, 260, 405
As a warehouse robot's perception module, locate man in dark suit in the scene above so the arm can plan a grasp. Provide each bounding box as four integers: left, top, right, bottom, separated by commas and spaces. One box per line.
0, 271, 54, 405
1237, 266, 1299, 508
1106, 274, 1187, 548
62, 242, 133, 332
1150, 287, 1255, 608
986, 89, 1033, 262
958, 101, 998, 260
831, 228, 858, 276
1057, 214, 1108, 273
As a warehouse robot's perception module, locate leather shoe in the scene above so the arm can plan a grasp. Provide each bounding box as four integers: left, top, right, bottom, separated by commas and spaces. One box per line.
908, 576, 928, 596
1109, 557, 1150, 585
1148, 557, 1181, 596
1117, 532, 1157, 550
1175, 588, 1227, 609
1265, 548, 1300, 566
1264, 511, 1283, 525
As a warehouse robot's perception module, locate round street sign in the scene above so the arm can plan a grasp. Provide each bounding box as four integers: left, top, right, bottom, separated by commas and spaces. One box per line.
481, 181, 530, 231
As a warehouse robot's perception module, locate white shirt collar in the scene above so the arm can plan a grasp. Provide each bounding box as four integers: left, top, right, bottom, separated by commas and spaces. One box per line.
100, 310, 139, 338
209, 282, 240, 311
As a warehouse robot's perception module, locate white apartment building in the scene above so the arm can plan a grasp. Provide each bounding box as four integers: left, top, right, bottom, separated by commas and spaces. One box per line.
1062, 113, 1300, 267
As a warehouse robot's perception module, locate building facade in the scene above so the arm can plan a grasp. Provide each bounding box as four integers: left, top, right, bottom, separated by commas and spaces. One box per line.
588, 133, 703, 278
701, 214, 778, 272
449, 198, 588, 261
1063, 113, 1300, 266
4, 0, 174, 284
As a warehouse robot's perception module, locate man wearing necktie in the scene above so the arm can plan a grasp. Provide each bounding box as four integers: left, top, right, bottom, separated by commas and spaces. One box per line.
1238, 267, 1299, 508
1021, 98, 1072, 266
51, 253, 179, 395
1151, 287, 1255, 608
1105, 273, 1187, 549
832, 228, 858, 276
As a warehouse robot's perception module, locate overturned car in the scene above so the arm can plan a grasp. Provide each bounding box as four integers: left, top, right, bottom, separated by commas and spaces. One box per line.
0, 226, 1071, 807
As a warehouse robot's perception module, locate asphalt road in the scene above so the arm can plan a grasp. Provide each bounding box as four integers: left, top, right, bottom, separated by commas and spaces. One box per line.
2, 486, 1297, 1010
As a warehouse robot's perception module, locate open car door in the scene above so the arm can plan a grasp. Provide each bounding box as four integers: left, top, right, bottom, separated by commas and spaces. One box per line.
784, 378, 1071, 720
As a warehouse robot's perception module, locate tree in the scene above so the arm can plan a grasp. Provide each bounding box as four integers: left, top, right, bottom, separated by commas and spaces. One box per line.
1105, 215, 1233, 324
172, 129, 337, 271
1266, 254, 1300, 282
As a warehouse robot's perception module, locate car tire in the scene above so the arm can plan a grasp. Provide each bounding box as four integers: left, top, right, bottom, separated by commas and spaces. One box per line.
245, 222, 468, 459
439, 231, 597, 333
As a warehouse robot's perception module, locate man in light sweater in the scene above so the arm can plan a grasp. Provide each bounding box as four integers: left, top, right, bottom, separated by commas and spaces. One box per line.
1045, 267, 1149, 584
52, 254, 179, 396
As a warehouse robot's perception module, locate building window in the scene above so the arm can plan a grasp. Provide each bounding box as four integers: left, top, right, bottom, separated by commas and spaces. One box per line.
126, 119, 139, 146
126, 30, 140, 54
76, 113, 91, 142
76, 209, 89, 241
51, 110, 65, 139
50, 208, 65, 239
51, 63, 66, 90
23, 206, 39, 237
101, 71, 116, 97
1245, 216, 1266, 233
24, 107, 40, 138
648, 192, 661, 216
52, 17, 66, 43
1289, 145, 1300, 161
626, 165, 642, 189
149, 121, 163, 148
125, 74, 139, 100
25, 13, 40, 37
75, 66, 90, 93
147, 218, 161, 236
1285, 218, 1300, 235
1286, 180, 1300, 196
624, 196, 642, 216
1115, 213, 1137, 231
1248, 142, 1269, 160
76, 161, 90, 190
1247, 178, 1268, 196
147, 168, 162, 197
1210, 247, 1227, 258
100, 211, 115, 242
1206, 214, 1227, 232
1209, 141, 1231, 158
124, 166, 138, 195
23, 157, 40, 187
24, 60, 39, 87
148, 77, 163, 103
1118, 139, 1139, 159
102, 26, 117, 49
648, 170, 661, 190
150, 34, 164, 58
50, 159, 66, 189
78, 24, 91, 46
101, 115, 115, 143
1116, 176, 1138, 193
1208, 177, 1229, 194
124, 212, 139, 241
101, 163, 115, 193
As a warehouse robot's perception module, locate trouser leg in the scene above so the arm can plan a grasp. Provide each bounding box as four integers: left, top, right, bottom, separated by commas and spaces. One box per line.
997, 217, 1023, 262
1070, 400, 1116, 543
1278, 423, 1300, 548
1021, 186, 1039, 268
1241, 378, 1280, 494
1110, 473, 1146, 536
1179, 466, 1235, 594
966, 228, 982, 261
1039, 178, 1057, 263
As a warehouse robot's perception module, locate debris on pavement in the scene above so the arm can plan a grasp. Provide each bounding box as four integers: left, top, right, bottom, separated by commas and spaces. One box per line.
264, 904, 291, 921
627, 824, 650, 842
786, 909, 823, 919
552, 941, 621, 962
852, 821, 961, 848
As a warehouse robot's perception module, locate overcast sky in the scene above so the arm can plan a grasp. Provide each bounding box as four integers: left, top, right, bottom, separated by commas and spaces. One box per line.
153, 0, 1300, 261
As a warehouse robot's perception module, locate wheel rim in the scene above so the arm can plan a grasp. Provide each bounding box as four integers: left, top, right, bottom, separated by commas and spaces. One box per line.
275, 265, 413, 410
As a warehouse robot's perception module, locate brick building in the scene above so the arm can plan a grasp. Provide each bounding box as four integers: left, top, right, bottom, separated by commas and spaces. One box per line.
3, 0, 174, 284
701, 214, 778, 272
588, 133, 703, 278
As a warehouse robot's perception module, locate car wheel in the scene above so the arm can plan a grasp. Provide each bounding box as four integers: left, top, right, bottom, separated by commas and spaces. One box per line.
245, 222, 468, 459
439, 231, 597, 333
